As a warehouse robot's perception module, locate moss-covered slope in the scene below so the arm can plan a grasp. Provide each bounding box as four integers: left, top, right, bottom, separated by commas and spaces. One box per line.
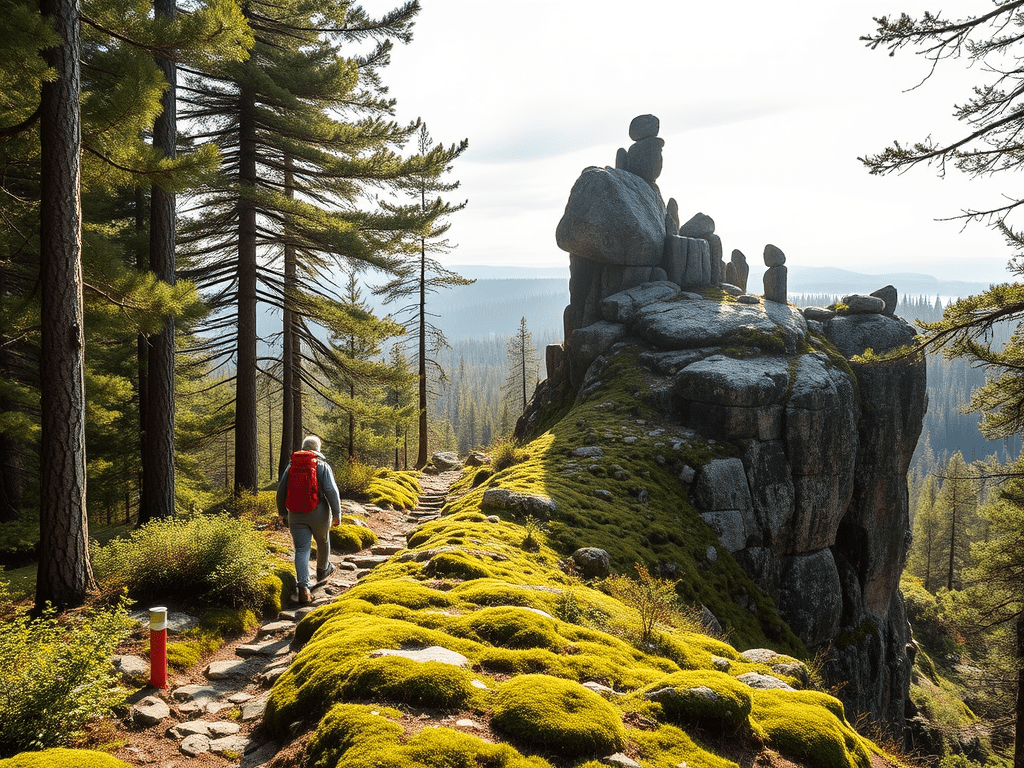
264, 363, 892, 767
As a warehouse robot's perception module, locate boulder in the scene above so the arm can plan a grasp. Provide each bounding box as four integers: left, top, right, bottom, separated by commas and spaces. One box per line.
692, 457, 756, 542
726, 249, 749, 292
699, 510, 746, 552
556, 166, 667, 267
430, 451, 462, 471
741, 440, 795, 548
635, 298, 806, 354
763, 264, 787, 303
133, 696, 170, 726
567, 321, 629, 388
802, 306, 835, 322
570, 547, 611, 578
678, 212, 715, 238
625, 136, 665, 184
465, 451, 490, 467
481, 488, 557, 516
824, 313, 917, 360
763, 244, 786, 267
370, 646, 469, 667
842, 294, 886, 315
601, 282, 681, 325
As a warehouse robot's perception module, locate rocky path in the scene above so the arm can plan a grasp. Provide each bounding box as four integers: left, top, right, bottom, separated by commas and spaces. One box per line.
112, 470, 462, 768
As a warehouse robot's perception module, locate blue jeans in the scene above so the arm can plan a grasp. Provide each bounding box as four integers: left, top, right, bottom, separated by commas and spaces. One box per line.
288, 511, 332, 587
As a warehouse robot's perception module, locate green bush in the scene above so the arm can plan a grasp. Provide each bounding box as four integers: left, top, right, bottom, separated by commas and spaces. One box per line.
343, 656, 479, 709
92, 513, 273, 610
367, 471, 419, 510
642, 670, 752, 727
491, 674, 625, 757
490, 437, 529, 472
0, 601, 133, 757
0, 748, 131, 768
164, 608, 259, 670
334, 461, 379, 497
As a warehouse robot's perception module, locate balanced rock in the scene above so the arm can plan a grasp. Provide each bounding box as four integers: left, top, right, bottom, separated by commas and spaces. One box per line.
556, 166, 666, 267
871, 285, 898, 316
628, 113, 659, 141
614, 146, 627, 169
625, 136, 664, 184
763, 264, 787, 304
763, 243, 786, 267
678, 212, 715, 239
725, 249, 749, 292
842, 294, 886, 315
665, 197, 680, 237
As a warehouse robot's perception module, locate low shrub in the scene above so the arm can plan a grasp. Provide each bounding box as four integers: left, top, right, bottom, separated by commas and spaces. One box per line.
367, 471, 419, 510
330, 524, 378, 554
0, 600, 133, 757
343, 656, 480, 709
0, 748, 132, 768
605, 563, 692, 644
164, 607, 259, 670
334, 461, 379, 498
642, 670, 752, 727
491, 674, 625, 757
226, 490, 278, 526
92, 513, 273, 610
490, 437, 529, 472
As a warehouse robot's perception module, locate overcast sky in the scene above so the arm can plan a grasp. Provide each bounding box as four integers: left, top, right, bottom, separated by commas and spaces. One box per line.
360, 0, 1015, 286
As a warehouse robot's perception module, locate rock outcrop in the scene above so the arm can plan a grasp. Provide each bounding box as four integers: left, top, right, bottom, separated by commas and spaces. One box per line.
535, 114, 928, 730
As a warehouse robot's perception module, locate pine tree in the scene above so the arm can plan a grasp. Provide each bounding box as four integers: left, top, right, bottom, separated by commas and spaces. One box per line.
934, 452, 979, 592
376, 122, 469, 469
908, 474, 941, 590
180, 1, 464, 492
502, 316, 539, 415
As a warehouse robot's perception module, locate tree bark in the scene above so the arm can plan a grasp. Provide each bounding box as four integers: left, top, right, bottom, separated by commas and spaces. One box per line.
234, 80, 259, 495
0, 264, 22, 523
141, 0, 177, 519
36, 0, 95, 609
1016, 611, 1024, 768
134, 186, 149, 525
416, 237, 427, 469
278, 154, 297, 477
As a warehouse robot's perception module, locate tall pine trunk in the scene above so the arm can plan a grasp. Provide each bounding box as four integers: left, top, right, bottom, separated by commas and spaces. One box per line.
134, 186, 149, 525
234, 81, 259, 495
142, 0, 177, 518
278, 154, 297, 477
1016, 612, 1024, 768
0, 265, 22, 523
416, 239, 427, 469
36, 0, 95, 608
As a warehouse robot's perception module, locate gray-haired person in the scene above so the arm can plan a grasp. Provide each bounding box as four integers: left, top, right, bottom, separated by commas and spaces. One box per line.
276, 435, 341, 603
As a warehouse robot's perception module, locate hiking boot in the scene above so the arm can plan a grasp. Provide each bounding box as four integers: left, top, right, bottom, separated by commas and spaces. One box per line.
317, 562, 336, 582
297, 585, 311, 604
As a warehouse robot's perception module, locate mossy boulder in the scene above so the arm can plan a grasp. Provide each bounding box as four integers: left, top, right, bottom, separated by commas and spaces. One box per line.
643, 669, 752, 727
0, 750, 131, 768
330, 523, 378, 554
491, 674, 625, 757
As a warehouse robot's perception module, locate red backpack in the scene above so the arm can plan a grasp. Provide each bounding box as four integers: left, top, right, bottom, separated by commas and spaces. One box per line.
285, 451, 320, 513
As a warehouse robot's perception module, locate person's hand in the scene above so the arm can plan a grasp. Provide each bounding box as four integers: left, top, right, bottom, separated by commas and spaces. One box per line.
279, 515, 288, 528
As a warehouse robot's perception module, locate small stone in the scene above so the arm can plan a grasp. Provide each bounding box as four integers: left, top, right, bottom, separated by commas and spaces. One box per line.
172, 684, 218, 702
210, 734, 251, 756
205, 701, 233, 715
712, 655, 731, 671
573, 446, 604, 458
803, 306, 835, 321
455, 718, 481, 729
763, 243, 786, 267
629, 113, 660, 141
870, 285, 898, 316
679, 465, 695, 484
179, 734, 211, 756
737, 294, 760, 304
228, 692, 253, 704
602, 753, 643, 768
206, 660, 248, 679
113, 654, 150, 678
257, 621, 295, 638
240, 741, 279, 768
241, 694, 269, 722
594, 489, 613, 501
740, 648, 781, 664
132, 696, 170, 726
259, 666, 289, 685
582, 681, 618, 698
623, 436, 637, 445
737, 672, 794, 691
705, 545, 718, 564
371, 543, 405, 556
168, 721, 211, 739
485, 515, 500, 523
471, 679, 489, 690
208, 721, 242, 737
370, 646, 469, 667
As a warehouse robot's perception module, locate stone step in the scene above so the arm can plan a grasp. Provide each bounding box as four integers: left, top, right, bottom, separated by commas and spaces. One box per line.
406, 515, 439, 525
257, 620, 295, 639
349, 554, 390, 568
371, 543, 404, 556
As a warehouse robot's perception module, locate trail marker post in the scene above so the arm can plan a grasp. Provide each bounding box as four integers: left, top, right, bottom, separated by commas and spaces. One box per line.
149, 606, 168, 688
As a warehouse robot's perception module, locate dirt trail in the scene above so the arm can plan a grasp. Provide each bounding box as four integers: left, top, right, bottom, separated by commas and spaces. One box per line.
104, 470, 463, 768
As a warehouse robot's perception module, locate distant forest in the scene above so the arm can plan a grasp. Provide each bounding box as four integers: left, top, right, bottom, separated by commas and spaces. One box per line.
418, 281, 1020, 475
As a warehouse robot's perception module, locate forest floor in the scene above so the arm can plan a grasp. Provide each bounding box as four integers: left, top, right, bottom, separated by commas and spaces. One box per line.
83, 470, 462, 768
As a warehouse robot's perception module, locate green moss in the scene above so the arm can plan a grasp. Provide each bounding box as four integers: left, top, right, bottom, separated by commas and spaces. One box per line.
631, 724, 740, 768
750, 688, 871, 768
729, 326, 786, 354
491, 674, 625, 757
833, 618, 878, 649
0, 749, 131, 768
640, 670, 752, 727
330, 524, 378, 554
342, 656, 483, 709
366, 471, 420, 510
424, 552, 491, 581
453, 606, 566, 651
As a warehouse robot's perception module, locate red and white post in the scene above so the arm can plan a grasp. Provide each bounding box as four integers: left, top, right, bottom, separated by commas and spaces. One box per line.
149, 606, 167, 688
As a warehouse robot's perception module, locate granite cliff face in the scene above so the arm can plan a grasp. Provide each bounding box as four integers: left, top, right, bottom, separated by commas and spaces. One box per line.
523, 115, 928, 728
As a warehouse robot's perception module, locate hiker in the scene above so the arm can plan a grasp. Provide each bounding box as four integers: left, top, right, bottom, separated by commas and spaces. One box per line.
276, 435, 342, 604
